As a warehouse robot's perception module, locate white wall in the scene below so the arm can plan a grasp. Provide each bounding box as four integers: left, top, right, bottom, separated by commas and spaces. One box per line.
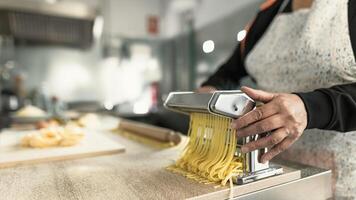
14, 46, 101, 102
193, 0, 263, 29
85, 0, 263, 39
161, 0, 263, 38
102, 0, 165, 38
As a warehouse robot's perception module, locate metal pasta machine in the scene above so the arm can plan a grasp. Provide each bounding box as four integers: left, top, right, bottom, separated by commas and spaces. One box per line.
164, 90, 283, 184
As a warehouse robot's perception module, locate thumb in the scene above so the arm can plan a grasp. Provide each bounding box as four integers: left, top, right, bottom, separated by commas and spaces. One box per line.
241, 86, 275, 103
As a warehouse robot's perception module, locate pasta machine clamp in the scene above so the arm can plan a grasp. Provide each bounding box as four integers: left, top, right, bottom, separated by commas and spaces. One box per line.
164, 90, 283, 184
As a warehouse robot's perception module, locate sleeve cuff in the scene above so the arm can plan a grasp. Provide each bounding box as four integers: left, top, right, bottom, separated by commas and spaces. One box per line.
295, 90, 333, 129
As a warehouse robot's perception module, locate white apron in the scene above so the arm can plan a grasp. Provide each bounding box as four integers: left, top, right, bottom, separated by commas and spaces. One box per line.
245, 0, 356, 197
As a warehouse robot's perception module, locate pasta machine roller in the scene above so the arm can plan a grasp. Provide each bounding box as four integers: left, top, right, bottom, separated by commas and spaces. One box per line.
164, 90, 283, 184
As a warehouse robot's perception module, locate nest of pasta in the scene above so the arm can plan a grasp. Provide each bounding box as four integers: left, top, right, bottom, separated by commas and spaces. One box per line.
21, 123, 85, 148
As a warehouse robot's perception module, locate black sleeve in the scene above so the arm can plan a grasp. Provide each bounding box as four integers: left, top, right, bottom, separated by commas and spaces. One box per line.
296, 83, 356, 132
201, 44, 248, 90
298, 1, 356, 132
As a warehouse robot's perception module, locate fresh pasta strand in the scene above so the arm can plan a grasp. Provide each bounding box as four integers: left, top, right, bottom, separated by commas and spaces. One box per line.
167, 113, 244, 186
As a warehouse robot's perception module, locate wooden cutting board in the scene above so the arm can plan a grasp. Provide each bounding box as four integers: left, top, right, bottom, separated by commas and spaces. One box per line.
0, 128, 125, 168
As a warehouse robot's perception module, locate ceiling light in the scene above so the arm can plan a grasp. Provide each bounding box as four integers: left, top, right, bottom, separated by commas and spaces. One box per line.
45, 0, 57, 4
202, 40, 215, 54
237, 30, 247, 42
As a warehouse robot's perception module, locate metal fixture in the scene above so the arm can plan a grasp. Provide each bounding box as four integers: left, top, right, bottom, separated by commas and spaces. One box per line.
0, 0, 98, 48
164, 90, 283, 184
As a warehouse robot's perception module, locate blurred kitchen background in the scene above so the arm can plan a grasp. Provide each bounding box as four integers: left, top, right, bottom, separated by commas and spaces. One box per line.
0, 0, 263, 132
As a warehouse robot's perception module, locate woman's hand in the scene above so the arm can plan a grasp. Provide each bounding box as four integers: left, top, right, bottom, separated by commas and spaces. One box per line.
232, 86, 308, 163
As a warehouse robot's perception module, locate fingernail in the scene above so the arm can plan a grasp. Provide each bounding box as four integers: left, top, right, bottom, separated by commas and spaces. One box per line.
231, 120, 242, 129
236, 130, 245, 137
234, 123, 242, 130
241, 147, 248, 153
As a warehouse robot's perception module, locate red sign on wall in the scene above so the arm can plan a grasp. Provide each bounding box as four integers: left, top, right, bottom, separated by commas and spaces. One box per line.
147, 15, 159, 35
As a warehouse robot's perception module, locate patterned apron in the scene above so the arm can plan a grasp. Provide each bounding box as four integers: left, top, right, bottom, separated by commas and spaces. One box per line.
245, 0, 356, 197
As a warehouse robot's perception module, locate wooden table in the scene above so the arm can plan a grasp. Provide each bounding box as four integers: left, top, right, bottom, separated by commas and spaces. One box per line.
0, 116, 331, 200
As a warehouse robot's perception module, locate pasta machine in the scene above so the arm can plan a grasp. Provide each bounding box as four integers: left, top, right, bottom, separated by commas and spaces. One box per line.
164, 90, 283, 184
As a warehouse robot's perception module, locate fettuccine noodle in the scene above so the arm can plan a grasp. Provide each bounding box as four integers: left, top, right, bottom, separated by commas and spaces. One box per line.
167, 113, 244, 186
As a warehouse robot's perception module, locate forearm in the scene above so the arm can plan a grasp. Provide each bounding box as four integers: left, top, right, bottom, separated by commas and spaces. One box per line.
296, 82, 356, 132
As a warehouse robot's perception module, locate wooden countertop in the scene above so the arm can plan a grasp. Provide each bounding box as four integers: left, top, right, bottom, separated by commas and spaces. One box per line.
0, 116, 222, 200
0, 115, 303, 200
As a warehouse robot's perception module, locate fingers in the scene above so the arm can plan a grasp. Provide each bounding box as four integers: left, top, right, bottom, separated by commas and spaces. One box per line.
240, 128, 288, 153
232, 92, 307, 164
241, 86, 275, 103
237, 115, 284, 137
232, 103, 279, 130
260, 137, 294, 163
